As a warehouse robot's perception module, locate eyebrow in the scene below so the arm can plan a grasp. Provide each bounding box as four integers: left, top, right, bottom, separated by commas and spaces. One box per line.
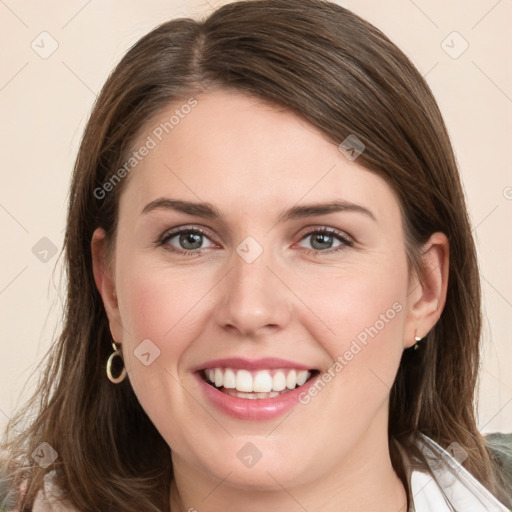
141, 198, 376, 223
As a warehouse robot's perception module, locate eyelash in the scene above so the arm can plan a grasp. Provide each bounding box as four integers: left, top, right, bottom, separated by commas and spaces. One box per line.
158, 226, 354, 257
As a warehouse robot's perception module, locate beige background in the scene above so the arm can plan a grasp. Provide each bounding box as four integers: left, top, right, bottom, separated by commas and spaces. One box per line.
0, 0, 511, 434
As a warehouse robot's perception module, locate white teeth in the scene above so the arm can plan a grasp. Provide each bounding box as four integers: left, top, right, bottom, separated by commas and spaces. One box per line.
272, 371, 287, 391
253, 371, 272, 392
297, 370, 309, 386
224, 390, 281, 399
235, 369, 253, 392
223, 368, 236, 389
286, 369, 297, 390
214, 368, 223, 388
204, 367, 312, 395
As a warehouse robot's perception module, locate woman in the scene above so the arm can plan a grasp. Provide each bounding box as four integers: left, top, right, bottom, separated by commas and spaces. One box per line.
2, 0, 511, 510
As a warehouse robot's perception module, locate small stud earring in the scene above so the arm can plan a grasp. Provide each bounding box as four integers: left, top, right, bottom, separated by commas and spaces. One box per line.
413, 335, 423, 350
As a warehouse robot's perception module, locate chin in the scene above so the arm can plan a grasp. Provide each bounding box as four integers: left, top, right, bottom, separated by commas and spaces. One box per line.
195, 444, 314, 492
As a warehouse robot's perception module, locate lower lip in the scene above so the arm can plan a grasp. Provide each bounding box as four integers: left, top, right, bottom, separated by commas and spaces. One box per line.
195, 372, 319, 420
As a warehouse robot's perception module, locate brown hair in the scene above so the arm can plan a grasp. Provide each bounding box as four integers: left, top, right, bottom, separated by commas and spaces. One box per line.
2, 0, 509, 510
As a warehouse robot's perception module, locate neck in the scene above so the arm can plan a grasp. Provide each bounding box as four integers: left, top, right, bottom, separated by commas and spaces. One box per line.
169, 408, 408, 512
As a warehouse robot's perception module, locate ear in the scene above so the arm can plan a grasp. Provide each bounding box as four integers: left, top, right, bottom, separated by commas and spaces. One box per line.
91, 227, 124, 343
403, 232, 449, 348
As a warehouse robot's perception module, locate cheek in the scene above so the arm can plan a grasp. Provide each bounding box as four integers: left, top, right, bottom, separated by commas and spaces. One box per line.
117, 261, 212, 344
300, 259, 407, 341
115, 265, 210, 441
114, 262, 212, 410
294, 256, 408, 397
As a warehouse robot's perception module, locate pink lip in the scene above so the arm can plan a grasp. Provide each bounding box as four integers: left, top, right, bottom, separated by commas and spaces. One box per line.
193, 357, 313, 372
194, 370, 319, 421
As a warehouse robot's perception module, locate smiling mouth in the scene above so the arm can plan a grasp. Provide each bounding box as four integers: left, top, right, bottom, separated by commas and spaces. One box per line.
200, 367, 319, 399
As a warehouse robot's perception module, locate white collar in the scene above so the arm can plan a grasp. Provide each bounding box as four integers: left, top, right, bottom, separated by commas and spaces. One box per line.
404, 433, 509, 511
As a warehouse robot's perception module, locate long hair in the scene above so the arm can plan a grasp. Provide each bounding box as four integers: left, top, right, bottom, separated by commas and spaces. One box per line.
2, 1, 509, 509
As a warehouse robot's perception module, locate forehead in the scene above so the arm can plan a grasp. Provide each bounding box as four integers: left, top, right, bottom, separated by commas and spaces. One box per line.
119, 89, 401, 227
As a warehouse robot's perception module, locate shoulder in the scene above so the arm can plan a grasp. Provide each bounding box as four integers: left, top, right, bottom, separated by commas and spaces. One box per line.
3, 472, 80, 512
485, 432, 512, 497
404, 433, 511, 511
485, 432, 512, 474
32, 472, 80, 512
31, 486, 80, 512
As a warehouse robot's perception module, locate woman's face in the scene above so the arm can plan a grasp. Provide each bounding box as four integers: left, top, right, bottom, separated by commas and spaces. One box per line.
93, 89, 444, 494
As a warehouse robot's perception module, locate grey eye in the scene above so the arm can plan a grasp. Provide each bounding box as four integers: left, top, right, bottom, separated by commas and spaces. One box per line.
163, 229, 214, 251
298, 231, 346, 251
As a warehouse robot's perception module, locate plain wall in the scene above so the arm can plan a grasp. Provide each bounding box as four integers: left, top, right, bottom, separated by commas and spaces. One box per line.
1, 0, 511, 434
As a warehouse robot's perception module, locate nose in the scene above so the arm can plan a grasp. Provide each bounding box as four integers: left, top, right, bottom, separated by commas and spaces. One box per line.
214, 246, 293, 338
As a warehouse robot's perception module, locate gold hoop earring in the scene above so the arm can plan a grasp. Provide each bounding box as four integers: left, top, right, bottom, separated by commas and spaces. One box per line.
106, 342, 127, 383
413, 335, 423, 350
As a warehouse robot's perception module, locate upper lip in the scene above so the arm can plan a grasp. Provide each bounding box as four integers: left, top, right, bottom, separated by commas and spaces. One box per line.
193, 357, 315, 372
